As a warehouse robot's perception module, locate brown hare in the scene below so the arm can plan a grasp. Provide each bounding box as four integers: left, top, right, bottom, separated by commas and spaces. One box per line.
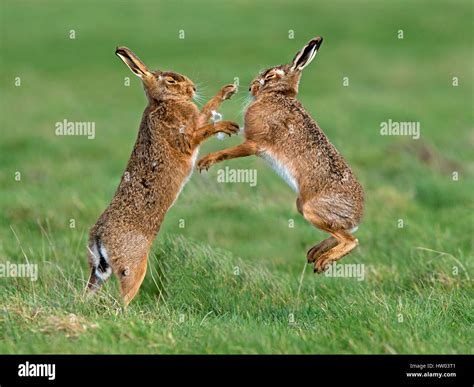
87, 47, 239, 305
198, 37, 364, 273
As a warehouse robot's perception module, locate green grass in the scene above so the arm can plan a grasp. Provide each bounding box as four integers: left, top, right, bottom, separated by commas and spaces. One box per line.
0, 0, 473, 354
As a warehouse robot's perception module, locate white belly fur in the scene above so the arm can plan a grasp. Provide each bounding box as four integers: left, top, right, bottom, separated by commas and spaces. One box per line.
170, 148, 199, 207
260, 150, 299, 193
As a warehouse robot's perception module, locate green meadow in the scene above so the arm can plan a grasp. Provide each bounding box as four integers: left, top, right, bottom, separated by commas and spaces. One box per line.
0, 0, 472, 353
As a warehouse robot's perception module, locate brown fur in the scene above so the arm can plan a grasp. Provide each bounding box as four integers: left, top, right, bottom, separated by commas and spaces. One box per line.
198, 37, 364, 273
87, 47, 239, 304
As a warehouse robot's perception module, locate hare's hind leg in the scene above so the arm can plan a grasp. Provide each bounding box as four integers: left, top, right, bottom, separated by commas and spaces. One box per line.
298, 198, 333, 262
313, 230, 358, 273
300, 198, 359, 272
307, 237, 338, 263
300, 209, 338, 264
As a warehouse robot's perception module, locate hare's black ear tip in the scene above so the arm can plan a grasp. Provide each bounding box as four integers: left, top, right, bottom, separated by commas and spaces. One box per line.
312, 36, 323, 48
115, 46, 128, 56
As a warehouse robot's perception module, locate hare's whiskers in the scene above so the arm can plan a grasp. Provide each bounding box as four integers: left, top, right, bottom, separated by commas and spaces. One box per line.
239, 93, 254, 116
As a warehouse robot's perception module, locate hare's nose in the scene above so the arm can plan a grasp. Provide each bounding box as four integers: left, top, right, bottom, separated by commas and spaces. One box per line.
192, 86, 196, 92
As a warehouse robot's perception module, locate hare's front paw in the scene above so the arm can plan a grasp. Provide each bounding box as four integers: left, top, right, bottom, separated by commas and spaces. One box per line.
197, 155, 218, 172
215, 121, 240, 136
220, 84, 238, 100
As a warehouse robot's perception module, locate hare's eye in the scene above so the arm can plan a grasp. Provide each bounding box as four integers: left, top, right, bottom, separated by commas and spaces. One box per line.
166, 78, 177, 84
265, 74, 276, 81
122, 268, 130, 277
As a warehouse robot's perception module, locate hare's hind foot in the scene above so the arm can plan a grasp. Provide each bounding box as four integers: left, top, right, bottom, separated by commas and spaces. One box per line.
313, 231, 358, 273
307, 236, 337, 263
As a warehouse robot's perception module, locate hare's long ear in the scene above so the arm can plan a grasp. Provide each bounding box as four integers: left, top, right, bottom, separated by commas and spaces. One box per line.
115, 46, 152, 78
290, 37, 323, 72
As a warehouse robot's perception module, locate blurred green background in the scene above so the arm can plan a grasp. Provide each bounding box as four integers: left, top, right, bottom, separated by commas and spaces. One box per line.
0, 0, 472, 353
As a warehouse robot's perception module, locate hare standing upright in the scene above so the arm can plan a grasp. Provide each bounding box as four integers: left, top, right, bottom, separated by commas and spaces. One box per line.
198, 37, 364, 273
87, 47, 239, 304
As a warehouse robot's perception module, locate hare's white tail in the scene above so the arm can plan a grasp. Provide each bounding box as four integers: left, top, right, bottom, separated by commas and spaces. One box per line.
87, 237, 112, 291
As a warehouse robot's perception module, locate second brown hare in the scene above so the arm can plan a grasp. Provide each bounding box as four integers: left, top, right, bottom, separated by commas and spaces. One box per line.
87, 47, 239, 305
198, 37, 364, 273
